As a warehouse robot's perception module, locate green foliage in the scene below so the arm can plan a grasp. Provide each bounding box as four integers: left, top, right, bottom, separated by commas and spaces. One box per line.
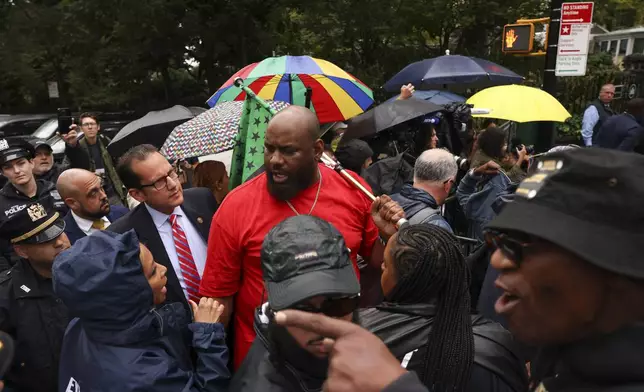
0, 0, 641, 113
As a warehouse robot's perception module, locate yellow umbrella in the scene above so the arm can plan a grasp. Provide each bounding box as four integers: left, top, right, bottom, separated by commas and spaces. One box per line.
467, 84, 571, 123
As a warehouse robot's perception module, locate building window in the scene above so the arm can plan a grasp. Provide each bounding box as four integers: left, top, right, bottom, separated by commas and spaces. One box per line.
634, 38, 644, 54
611, 40, 619, 55
619, 39, 629, 55
600, 41, 609, 52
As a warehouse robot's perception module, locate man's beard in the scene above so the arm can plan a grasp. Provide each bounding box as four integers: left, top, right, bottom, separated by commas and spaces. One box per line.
79, 200, 110, 220
34, 163, 52, 176
266, 163, 318, 201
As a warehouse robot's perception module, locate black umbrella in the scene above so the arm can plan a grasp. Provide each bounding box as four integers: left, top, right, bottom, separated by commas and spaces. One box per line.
107, 105, 204, 158
383, 55, 524, 92
343, 99, 443, 141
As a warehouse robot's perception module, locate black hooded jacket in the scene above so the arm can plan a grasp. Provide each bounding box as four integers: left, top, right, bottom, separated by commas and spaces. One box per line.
230, 304, 327, 392
359, 303, 528, 392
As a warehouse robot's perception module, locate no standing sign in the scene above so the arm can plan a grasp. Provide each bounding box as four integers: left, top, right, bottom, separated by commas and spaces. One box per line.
555, 2, 594, 77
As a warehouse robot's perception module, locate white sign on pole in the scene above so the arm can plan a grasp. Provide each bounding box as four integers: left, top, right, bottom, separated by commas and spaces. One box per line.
555, 2, 594, 77
47, 81, 60, 99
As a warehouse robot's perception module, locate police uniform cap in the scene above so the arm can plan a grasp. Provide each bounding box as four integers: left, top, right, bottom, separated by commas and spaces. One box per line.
0, 197, 65, 245
0, 139, 35, 166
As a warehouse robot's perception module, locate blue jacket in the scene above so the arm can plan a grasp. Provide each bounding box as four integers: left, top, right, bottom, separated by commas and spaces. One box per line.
456, 171, 514, 241
53, 230, 230, 392
63, 205, 129, 245
390, 184, 452, 233
596, 113, 644, 152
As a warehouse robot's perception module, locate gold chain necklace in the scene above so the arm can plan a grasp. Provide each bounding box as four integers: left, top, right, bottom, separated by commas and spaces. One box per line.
285, 168, 322, 216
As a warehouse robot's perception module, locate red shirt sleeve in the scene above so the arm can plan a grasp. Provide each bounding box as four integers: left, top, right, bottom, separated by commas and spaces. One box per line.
199, 200, 242, 298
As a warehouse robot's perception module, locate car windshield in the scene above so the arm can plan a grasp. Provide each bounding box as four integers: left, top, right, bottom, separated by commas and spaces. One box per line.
32, 118, 58, 139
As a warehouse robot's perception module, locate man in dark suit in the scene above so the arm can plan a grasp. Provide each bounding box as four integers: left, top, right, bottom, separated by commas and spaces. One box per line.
57, 169, 129, 245
109, 145, 217, 310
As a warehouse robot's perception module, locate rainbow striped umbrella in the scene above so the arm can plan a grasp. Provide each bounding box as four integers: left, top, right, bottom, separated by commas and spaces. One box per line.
206, 56, 374, 123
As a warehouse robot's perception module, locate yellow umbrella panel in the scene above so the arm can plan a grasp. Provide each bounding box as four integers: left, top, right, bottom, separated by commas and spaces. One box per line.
467, 84, 571, 123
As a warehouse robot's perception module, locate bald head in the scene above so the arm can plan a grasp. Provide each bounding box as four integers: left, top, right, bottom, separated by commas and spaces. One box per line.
57, 169, 98, 200
264, 106, 324, 201
268, 106, 320, 142
57, 169, 111, 219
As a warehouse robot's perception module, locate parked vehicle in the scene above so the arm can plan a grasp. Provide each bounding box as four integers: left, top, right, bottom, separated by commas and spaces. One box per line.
0, 114, 53, 137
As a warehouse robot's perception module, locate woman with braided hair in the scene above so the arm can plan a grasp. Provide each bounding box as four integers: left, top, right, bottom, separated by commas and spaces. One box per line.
360, 224, 528, 392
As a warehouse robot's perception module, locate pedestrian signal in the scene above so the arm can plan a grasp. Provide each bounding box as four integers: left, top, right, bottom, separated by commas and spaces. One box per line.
502, 24, 535, 53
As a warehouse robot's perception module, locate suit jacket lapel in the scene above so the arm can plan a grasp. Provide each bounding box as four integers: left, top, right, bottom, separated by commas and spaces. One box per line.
131, 207, 185, 305
63, 213, 85, 245
182, 205, 210, 241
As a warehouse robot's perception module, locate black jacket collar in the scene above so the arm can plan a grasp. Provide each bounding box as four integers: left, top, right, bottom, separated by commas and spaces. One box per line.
1, 179, 54, 200
538, 324, 644, 391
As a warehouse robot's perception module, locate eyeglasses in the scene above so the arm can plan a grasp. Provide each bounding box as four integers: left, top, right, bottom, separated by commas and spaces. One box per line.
140, 170, 179, 191
484, 230, 535, 266
81, 122, 98, 128
290, 295, 360, 318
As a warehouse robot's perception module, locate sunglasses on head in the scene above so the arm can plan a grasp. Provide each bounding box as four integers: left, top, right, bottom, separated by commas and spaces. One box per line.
290, 295, 360, 318
484, 230, 535, 266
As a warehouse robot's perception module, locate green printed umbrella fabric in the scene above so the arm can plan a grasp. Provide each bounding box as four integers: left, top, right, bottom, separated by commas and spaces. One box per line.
161, 100, 289, 160
229, 94, 284, 188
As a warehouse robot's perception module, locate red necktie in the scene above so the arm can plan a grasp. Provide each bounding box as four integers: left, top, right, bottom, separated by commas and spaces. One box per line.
169, 214, 201, 303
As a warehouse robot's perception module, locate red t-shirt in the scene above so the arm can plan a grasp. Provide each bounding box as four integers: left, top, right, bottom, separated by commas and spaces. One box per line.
200, 164, 379, 370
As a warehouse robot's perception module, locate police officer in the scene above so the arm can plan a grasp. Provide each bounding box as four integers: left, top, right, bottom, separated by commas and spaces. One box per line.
0, 197, 71, 392
0, 139, 67, 270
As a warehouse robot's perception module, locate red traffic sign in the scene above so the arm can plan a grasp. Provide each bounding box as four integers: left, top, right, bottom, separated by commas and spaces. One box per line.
561, 2, 594, 24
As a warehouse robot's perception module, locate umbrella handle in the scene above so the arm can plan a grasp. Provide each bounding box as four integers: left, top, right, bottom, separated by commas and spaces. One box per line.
320, 153, 408, 229
233, 77, 278, 116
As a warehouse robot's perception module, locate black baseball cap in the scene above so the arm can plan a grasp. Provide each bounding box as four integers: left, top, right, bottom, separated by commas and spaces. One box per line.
488, 148, 644, 279
261, 215, 360, 311
0, 139, 35, 165
1, 198, 65, 245
31, 139, 53, 152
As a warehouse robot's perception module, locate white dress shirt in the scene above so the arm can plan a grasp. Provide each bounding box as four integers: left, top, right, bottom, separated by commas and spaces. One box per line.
71, 211, 111, 236
145, 204, 207, 300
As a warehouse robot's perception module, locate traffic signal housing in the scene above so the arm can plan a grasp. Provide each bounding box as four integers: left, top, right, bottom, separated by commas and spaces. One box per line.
502, 23, 535, 53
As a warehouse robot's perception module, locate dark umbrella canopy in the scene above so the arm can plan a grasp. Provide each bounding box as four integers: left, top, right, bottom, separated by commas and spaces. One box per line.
384, 55, 524, 92
107, 105, 203, 158
344, 99, 442, 141
385, 90, 466, 106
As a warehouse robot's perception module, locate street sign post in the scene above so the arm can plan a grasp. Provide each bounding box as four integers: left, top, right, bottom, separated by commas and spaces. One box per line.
47, 81, 60, 99
555, 2, 594, 76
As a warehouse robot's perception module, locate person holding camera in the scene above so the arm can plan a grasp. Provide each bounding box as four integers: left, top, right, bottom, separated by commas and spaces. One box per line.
470, 127, 527, 183
61, 113, 128, 207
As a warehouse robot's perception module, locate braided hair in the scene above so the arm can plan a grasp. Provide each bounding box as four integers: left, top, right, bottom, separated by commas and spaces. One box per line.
387, 224, 474, 392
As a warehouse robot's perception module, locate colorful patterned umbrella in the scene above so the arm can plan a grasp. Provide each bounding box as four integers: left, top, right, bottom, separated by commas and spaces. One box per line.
206, 56, 374, 124
161, 100, 290, 160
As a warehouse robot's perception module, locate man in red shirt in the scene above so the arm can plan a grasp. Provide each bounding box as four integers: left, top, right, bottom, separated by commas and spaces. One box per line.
200, 106, 403, 370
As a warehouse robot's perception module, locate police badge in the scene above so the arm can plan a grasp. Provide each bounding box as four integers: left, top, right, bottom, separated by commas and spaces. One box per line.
27, 203, 47, 222
0, 139, 8, 152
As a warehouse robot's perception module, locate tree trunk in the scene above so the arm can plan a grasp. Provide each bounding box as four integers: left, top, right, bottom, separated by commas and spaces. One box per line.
160, 66, 172, 105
